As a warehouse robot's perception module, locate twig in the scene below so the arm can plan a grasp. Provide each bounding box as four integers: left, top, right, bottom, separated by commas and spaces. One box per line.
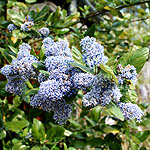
116, 0, 150, 10
128, 16, 149, 23
70, 0, 150, 27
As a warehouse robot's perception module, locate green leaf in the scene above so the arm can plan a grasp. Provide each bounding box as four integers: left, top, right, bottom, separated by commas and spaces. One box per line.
84, 116, 96, 126
88, 138, 104, 147
39, 70, 49, 78
0, 130, 6, 140
53, 28, 70, 34
132, 136, 141, 145
32, 21, 46, 30
116, 47, 149, 73
103, 126, 120, 134
39, 45, 45, 60
85, 24, 96, 37
72, 46, 83, 65
0, 113, 3, 128
25, 79, 33, 89
7, 9, 24, 26
135, 130, 150, 142
120, 87, 137, 103
69, 119, 82, 128
25, 88, 39, 96
99, 64, 118, 84
28, 10, 36, 19
32, 62, 46, 70
70, 62, 94, 74
0, 47, 12, 64
107, 102, 124, 121
8, 45, 18, 54
90, 106, 101, 122
12, 141, 29, 150
104, 133, 121, 150
46, 126, 65, 144
72, 140, 87, 148
32, 118, 45, 141
31, 145, 41, 150
5, 120, 29, 133
12, 30, 28, 39
25, 0, 36, 3
51, 146, 60, 150
68, 148, 76, 150
13, 96, 22, 107
35, 6, 49, 22
64, 143, 67, 150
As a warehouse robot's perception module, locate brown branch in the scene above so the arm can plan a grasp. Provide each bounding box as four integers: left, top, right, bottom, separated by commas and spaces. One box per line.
128, 16, 149, 23
116, 0, 150, 10
69, 0, 150, 27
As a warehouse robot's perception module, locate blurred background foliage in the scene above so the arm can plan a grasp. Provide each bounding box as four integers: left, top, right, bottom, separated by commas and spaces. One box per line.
0, 0, 150, 150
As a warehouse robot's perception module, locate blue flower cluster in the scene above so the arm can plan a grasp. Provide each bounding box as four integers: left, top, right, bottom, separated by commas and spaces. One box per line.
117, 64, 137, 85
7, 16, 34, 32
82, 75, 122, 108
80, 36, 108, 69
21, 22, 34, 32
117, 102, 144, 122
31, 37, 94, 124
70, 72, 94, 91
20, 16, 34, 32
1, 43, 38, 95
38, 27, 50, 38
7, 24, 17, 32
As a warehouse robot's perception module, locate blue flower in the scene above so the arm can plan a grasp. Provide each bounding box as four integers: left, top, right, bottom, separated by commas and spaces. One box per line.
43, 37, 72, 58
38, 27, 50, 37
7, 24, 17, 32
117, 102, 144, 122
80, 36, 108, 69
82, 75, 122, 108
21, 21, 34, 32
5, 79, 26, 95
70, 72, 94, 91
1, 65, 15, 76
45, 56, 72, 73
117, 64, 137, 85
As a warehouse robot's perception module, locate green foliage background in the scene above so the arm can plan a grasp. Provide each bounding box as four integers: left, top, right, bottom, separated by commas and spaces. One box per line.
0, 0, 150, 149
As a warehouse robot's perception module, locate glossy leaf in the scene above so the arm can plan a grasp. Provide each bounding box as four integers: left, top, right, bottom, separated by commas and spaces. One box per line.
88, 138, 104, 147
12, 30, 28, 39
25, 0, 36, 3
85, 24, 96, 37
72, 140, 87, 148
25, 88, 39, 96
35, 6, 49, 21
39, 70, 50, 78
8, 45, 18, 54
0, 129, 6, 140
32, 118, 45, 141
70, 62, 94, 74
135, 130, 150, 142
107, 102, 124, 121
31, 145, 41, 150
72, 46, 83, 65
32, 62, 46, 70
99, 64, 118, 84
5, 120, 29, 133
46, 126, 65, 144
12, 141, 29, 150
116, 47, 149, 73
90, 106, 101, 122
0, 47, 12, 64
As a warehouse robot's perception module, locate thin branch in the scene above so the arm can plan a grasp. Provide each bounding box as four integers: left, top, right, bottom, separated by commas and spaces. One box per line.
116, 0, 150, 10
70, 0, 150, 26
128, 16, 149, 23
